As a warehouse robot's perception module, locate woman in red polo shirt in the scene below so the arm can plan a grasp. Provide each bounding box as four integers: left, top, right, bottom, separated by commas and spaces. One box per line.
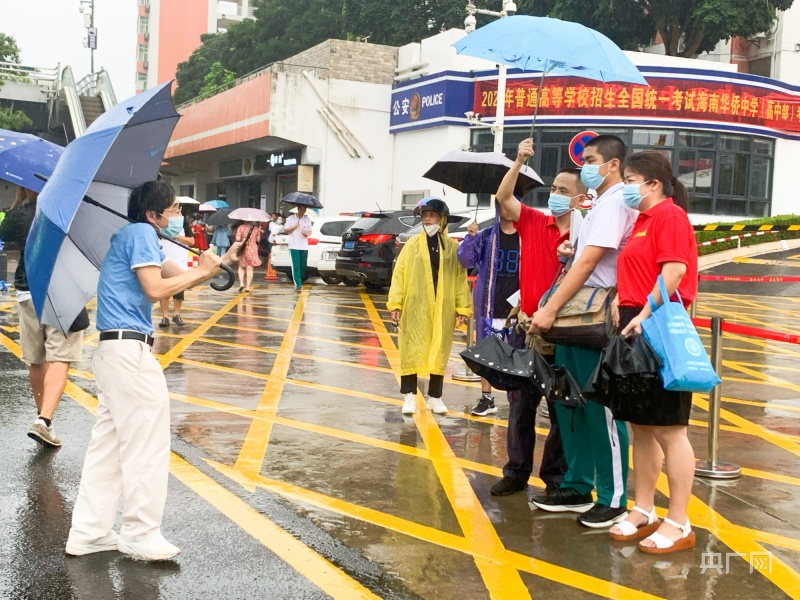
608, 151, 698, 555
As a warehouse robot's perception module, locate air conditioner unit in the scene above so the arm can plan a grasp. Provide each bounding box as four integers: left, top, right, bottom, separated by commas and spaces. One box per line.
143, 61, 149, 69
144, 32, 150, 40
144, 2, 150, 12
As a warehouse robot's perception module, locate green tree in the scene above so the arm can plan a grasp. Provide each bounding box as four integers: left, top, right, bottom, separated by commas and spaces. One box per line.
198, 61, 236, 99
641, 0, 794, 57
0, 33, 32, 131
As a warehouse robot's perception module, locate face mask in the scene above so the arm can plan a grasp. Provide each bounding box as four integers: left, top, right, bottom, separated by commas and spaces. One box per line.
622, 180, 653, 209
424, 223, 440, 237
547, 193, 574, 216
159, 216, 185, 238
580, 160, 610, 189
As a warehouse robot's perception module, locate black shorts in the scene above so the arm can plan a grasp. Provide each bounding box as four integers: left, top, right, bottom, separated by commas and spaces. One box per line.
172, 291, 185, 301
611, 306, 692, 427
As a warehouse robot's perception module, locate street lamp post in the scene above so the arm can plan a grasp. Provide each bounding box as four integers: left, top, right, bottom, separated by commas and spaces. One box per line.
79, 0, 97, 74
464, 1, 517, 155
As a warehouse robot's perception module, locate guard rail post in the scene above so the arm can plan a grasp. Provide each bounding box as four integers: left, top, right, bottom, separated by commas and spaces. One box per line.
453, 315, 481, 382
695, 316, 742, 479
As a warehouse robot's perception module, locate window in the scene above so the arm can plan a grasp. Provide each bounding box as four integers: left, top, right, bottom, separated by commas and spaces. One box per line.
320, 221, 354, 237
137, 44, 148, 62
402, 190, 428, 209
179, 185, 195, 198
138, 16, 149, 34
136, 72, 148, 91
472, 127, 775, 216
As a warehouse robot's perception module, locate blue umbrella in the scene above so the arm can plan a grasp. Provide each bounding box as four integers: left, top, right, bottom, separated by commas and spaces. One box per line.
0, 130, 63, 193
205, 199, 229, 209
452, 15, 648, 134
25, 82, 232, 333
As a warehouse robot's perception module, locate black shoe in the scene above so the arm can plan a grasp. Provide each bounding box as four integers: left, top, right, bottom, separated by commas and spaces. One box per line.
471, 396, 497, 416
159, 317, 170, 329
577, 504, 629, 529
530, 487, 594, 513
490, 476, 528, 496
172, 315, 186, 327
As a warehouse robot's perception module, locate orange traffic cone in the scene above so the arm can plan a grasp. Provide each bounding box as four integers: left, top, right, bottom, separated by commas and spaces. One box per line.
264, 255, 278, 281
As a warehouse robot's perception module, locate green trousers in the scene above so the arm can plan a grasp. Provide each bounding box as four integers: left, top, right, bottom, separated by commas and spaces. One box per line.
554, 344, 629, 508
290, 249, 308, 289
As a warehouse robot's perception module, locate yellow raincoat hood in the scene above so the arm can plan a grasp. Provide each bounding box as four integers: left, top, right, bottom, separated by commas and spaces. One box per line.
387, 228, 472, 376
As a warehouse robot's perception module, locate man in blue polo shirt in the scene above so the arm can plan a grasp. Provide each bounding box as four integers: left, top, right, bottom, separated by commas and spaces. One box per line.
66, 181, 240, 561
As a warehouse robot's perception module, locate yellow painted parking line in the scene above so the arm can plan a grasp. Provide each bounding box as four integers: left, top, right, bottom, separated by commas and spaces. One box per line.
1, 320, 379, 600
210, 461, 664, 600
170, 455, 382, 600
158, 294, 246, 368
719, 395, 800, 415
359, 292, 532, 599
733, 257, 800, 268
234, 288, 308, 485
740, 467, 800, 488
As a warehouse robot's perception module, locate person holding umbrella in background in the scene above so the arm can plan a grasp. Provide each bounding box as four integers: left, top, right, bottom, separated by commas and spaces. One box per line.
234, 218, 262, 293
388, 197, 472, 415
65, 181, 241, 560
283, 205, 313, 292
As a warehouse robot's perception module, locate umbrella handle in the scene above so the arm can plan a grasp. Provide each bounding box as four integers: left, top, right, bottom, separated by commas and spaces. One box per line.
236, 223, 257, 258
210, 263, 235, 291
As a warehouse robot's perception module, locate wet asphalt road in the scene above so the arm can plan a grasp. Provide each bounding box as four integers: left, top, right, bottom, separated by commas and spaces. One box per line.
1, 251, 799, 599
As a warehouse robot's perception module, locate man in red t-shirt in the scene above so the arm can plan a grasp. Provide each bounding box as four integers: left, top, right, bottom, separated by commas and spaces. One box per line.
487, 138, 588, 499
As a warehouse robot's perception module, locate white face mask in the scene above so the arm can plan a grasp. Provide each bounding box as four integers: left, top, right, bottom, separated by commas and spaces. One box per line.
424, 223, 440, 237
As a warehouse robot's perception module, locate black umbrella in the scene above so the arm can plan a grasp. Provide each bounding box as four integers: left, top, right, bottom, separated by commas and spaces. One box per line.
281, 192, 323, 209
206, 207, 234, 226
583, 334, 662, 418
423, 150, 544, 197
460, 335, 553, 396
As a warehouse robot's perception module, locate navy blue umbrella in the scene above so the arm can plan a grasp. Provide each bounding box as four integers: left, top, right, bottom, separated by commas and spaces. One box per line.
281, 192, 323, 209
0, 130, 62, 192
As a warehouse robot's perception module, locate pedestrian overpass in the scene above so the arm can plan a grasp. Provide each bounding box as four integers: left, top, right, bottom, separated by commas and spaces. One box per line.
0, 62, 117, 146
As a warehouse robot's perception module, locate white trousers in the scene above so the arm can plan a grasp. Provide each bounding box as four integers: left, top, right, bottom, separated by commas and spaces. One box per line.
68, 339, 171, 543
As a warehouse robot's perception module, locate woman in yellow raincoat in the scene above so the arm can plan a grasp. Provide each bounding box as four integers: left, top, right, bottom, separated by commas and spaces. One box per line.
388, 197, 472, 415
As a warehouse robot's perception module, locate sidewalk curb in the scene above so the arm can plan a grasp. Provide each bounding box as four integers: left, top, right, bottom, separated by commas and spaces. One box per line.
698, 238, 800, 271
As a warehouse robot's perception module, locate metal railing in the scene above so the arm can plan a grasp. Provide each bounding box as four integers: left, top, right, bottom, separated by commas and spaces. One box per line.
0, 62, 59, 87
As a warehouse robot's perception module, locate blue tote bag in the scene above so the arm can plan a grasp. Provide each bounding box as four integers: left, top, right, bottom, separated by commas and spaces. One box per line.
641, 275, 721, 393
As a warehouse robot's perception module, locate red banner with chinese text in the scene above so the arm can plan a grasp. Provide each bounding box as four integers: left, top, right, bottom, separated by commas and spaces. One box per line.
473, 76, 800, 134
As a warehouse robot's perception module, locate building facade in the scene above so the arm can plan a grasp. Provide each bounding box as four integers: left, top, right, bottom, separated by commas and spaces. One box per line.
135, 0, 254, 93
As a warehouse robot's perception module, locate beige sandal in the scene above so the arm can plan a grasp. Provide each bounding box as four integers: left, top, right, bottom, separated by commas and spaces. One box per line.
638, 517, 695, 554
609, 506, 660, 541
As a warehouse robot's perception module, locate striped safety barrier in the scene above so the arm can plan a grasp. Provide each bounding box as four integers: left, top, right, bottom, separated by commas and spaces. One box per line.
694, 224, 800, 232
697, 231, 777, 247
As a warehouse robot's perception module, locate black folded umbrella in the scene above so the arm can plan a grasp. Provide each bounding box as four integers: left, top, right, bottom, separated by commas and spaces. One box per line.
423, 150, 544, 197
583, 334, 663, 415
281, 191, 323, 209
460, 335, 554, 396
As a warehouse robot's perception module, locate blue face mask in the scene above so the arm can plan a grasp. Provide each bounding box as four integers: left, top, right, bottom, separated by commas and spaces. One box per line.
547, 193, 573, 216
580, 160, 610, 189
622, 181, 653, 209
159, 216, 185, 239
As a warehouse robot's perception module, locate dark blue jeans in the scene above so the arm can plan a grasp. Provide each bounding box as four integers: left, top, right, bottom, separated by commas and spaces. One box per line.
503, 386, 567, 488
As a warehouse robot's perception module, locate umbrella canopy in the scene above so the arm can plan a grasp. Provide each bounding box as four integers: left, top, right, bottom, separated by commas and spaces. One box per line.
198, 203, 217, 212
289, 206, 318, 220
460, 335, 553, 395
206, 207, 234, 226
228, 207, 271, 222
205, 199, 229, 209
281, 191, 323, 209
177, 196, 199, 205
452, 15, 647, 85
424, 150, 543, 197
0, 130, 63, 193
24, 82, 181, 333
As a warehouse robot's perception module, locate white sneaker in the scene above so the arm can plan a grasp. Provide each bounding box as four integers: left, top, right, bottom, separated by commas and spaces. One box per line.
401, 393, 416, 415
65, 531, 119, 556
28, 418, 61, 447
427, 396, 448, 414
118, 532, 181, 561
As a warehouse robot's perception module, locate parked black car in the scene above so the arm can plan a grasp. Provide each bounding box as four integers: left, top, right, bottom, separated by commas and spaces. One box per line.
335, 210, 416, 290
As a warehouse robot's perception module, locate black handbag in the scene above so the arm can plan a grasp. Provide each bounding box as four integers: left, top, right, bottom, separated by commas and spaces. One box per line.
68, 307, 90, 332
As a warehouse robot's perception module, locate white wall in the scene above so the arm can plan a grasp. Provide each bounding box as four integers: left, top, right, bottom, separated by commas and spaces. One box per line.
391, 126, 471, 210
775, 7, 800, 86
771, 138, 800, 215
268, 71, 395, 216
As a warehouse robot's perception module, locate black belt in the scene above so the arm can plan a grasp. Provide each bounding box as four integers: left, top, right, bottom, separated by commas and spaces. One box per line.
99, 330, 154, 347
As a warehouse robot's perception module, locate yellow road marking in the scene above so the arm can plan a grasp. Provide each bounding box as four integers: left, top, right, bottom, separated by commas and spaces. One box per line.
359, 291, 532, 599
733, 257, 800, 268
210, 461, 664, 600
0, 317, 379, 600
234, 288, 308, 485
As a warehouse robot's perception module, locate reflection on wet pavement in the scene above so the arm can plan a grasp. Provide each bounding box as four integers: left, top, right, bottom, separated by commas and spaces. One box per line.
1, 254, 799, 599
